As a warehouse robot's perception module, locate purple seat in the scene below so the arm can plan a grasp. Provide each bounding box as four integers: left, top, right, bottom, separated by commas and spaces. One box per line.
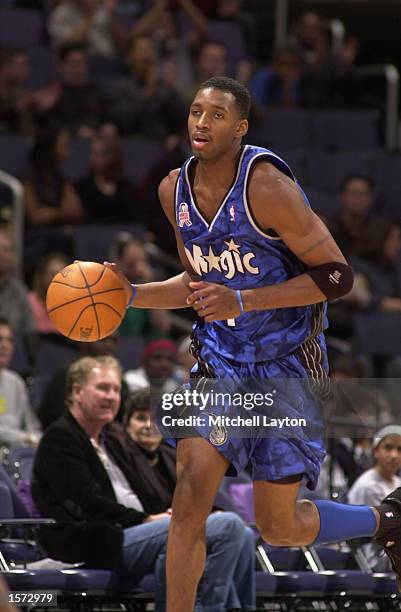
3, 569, 65, 590
61, 568, 117, 591
0, 8, 43, 48
310, 110, 379, 150
306, 150, 372, 193
121, 137, 164, 186
255, 571, 277, 594
307, 189, 340, 218
26, 46, 58, 89
355, 313, 401, 356
73, 223, 144, 263
228, 482, 255, 524
63, 138, 90, 182
207, 20, 247, 77
0, 134, 31, 178
247, 108, 309, 151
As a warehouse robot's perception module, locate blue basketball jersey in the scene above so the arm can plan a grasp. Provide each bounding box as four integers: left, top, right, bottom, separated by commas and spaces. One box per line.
175, 144, 327, 365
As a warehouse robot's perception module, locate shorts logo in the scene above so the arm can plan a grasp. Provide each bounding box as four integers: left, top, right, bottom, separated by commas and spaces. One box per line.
209, 421, 228, 446
178, 203, 192, 227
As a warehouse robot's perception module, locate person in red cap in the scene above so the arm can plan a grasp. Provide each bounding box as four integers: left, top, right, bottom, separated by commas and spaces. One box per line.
124, 339, 179, 396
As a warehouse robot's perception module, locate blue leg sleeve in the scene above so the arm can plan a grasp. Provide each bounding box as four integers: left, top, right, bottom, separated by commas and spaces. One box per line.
313, 500, 377, 544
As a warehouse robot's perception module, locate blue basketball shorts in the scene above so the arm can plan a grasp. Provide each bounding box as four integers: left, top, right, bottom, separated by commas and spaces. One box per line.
161, 343, 327, 490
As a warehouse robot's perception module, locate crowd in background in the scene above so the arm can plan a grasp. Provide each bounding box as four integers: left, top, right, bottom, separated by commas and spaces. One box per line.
0, 0, 401, 580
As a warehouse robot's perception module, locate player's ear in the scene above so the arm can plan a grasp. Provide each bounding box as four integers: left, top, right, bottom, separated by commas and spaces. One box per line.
236, 119, 248, 138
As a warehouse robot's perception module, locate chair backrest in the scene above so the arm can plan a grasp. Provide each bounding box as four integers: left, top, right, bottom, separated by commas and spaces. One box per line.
0, 134, 31, 178
73, 223, 145, 263
0, 481, 13, 519
7, 447, 36, 482
63, 138, 90, 182
310, 109, 379, 150
0, 8, 43, 48
306, 150, 372, 193
120, 137, 164, 186
207, 20, 247, 77
247, 108, 309, 151
0, 465, 30, 518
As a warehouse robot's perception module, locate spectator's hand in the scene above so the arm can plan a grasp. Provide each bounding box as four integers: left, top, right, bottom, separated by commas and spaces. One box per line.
381, 297, 401, 313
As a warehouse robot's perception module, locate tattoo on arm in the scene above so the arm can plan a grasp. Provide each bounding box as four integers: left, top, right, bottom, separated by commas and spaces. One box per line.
297, 233, 330, 258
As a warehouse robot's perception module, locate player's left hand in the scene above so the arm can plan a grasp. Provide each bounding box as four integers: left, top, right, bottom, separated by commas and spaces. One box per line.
187, 281, 241, 322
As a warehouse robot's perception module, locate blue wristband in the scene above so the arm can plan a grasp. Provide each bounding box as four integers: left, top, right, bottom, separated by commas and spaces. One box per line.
127, 284, 137, 308
235, 289, 244, 314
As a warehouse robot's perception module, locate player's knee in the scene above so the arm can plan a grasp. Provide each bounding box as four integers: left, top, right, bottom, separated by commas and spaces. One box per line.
257, 517, 296, 546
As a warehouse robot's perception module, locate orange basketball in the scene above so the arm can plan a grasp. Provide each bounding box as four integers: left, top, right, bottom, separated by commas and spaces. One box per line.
46, 261, 127, 342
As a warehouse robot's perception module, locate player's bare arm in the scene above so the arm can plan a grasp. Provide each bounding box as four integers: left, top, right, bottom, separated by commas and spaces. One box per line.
188, 163, 353, 321
105, 170, 196, 309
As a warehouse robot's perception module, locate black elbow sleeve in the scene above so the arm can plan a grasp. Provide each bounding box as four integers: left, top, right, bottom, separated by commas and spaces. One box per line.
305, 262, 354, 301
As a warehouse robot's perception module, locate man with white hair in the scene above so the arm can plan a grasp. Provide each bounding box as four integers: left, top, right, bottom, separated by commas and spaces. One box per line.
32, 355, 255, 611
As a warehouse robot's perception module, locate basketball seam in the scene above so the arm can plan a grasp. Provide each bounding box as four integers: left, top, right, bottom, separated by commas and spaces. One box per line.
47, 287, 125, 314
53, 266, 106, 290
76, 262, 101, 340
67, 303, 98, 339
93, 302, 124, 320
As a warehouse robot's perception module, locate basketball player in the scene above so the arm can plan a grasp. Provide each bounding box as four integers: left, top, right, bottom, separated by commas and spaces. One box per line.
106, 77, 401, 611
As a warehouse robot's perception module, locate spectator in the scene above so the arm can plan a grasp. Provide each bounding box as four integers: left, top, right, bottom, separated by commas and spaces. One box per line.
117, 238, 172, 339
48, 0, 126, 58
328, 175, 388, 260
37, 332, 129, 429
131, 0, 207, 86
183, 39, 228, 106
139, 121, 190, 255
116, 386, 256, 610
121, 388, 176, 510
0, 47, 36, 135
32, 355, 256, 611
348, 425, 401, 571
124, 339, 179, 396
0, 229, 34, 338
108, 35, 185, 140
289, 11, 360, 108
250, 48, 301, 108
351, 221, 401, 313
46, 43, 114, 138
23, 127, 83, 227
75, 135, 139, 224
28, 252, 69, 334
0, 317, 41, 450
212, 0, 254, 82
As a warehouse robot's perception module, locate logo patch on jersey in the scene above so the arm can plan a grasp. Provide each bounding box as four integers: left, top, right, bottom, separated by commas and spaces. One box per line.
229, 204, 235, 222
184, 239, 260, 280
178, 202, 192, 227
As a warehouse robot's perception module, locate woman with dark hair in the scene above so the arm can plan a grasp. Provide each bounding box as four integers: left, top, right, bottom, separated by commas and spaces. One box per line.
23, 128, 83, 226
75, 135, 140, 224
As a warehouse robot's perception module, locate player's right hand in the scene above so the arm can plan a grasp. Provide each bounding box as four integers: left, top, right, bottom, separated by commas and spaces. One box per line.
103, 261, 133, 306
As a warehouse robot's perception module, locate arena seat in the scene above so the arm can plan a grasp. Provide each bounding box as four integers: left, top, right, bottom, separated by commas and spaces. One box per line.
120, 137, 164, 186
355, 313, 401, 356
310, 109, 380, 150
73, 223, 144, 263
63, 138, 90, 182
0, 133, 31, 178
6, 447, 36, 483
207, 20, 247, 78
26, 46, 58, 89
247, 108, 309, 150
0, 8, 43, 48
306, 150, 373, 192
305, 188, 340, 218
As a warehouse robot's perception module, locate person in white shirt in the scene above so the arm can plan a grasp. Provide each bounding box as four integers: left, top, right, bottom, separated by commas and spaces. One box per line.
348, 425, 401, 571
0, 317, 41, 450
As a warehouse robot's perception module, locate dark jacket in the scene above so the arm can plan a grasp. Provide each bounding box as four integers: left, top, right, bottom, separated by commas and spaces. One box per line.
32, 412, 150, 569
